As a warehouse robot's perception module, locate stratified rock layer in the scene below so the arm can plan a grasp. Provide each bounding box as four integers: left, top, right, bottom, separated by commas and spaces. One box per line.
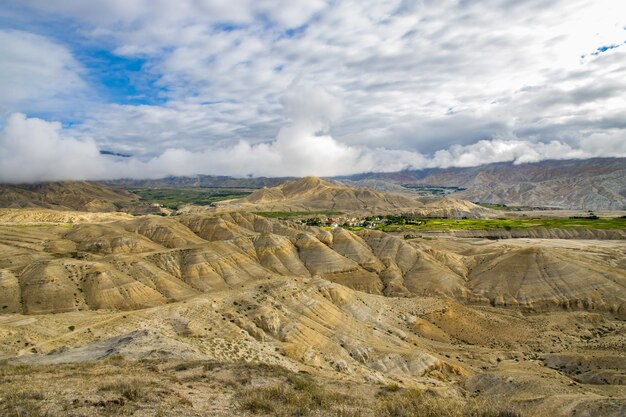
1, 210, 623, 317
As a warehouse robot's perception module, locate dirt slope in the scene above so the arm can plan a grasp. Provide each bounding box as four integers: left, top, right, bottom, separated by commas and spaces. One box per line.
340, 158, 626, 210
219, 176, 496, 218
2, 276, 624, 417
0, 210, 625, 416
1, 210, 623, 316
0, 181, 138, 212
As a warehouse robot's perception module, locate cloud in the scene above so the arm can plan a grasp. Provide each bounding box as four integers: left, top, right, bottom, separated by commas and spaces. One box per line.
280, 87, 344, 131
0, 29, 87, 116
0, 90, 371, 181
430, 140, 588, 168
0, 113, 106, 182
1, 0, 625, 180
1, 88, 624, 183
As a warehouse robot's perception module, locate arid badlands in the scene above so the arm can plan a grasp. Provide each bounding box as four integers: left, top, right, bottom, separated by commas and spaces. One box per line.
0, 173, 624, 417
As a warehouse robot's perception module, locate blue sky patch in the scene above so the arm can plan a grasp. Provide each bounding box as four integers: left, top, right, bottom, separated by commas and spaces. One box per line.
79, 49, 167, 106
283, 24, 308, 38
590, 42, 624, 56
213, 23, 243, 32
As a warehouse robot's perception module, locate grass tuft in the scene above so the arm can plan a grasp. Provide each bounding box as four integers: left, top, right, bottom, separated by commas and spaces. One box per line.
98, 380, 144, 402
374, 388, 521, 417
239, 375, 354, 416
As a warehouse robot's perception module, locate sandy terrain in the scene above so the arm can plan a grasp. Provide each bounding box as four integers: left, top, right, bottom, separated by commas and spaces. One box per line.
0, 207, 624, 416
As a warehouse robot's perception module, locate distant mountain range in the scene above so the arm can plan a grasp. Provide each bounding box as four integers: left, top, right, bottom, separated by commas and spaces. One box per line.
106, 158, 626, 210
0, 181, 138, 212
103, 175, 290, 189
2, 158, 624, 211
337, 158, 626, 210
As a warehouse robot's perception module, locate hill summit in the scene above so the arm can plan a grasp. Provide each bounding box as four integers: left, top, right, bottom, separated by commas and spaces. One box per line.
223, 176, 495, 218
228, 176, 421, 212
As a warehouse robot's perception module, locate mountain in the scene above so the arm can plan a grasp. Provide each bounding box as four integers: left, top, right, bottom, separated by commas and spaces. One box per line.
219, 176, 496, 218
0, 181, 138, 212
338, 158, 626, 210
0, 168, 623, 417
96, 158, 626, 210
102, 174, 291, 189
230, 176, 420, 212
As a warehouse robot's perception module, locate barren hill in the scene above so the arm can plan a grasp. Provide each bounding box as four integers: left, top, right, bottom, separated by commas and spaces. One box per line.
0, 181, 138, 212
231, 176, 421, 212
220, 176, 495, 218
1, 210, 625, 416
1, 208, 625, 416
1, 210, 623, 316
3, 273, 625, 416
339, 158, 626, 210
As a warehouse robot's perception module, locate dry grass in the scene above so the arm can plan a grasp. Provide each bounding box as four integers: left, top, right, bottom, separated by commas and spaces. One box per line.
238, 377, 521, 417
239, 374, 359, 416
373, 389, 520, 417
0, 359, 525, 417
1, 386, 48, 417
98, 380, 145, 402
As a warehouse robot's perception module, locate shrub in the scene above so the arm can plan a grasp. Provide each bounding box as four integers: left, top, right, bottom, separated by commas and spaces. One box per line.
239, 375, 353, 416
98, 380, 144, 402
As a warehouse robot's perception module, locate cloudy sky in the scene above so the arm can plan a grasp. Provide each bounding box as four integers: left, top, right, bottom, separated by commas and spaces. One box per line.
0, 0, 625, 182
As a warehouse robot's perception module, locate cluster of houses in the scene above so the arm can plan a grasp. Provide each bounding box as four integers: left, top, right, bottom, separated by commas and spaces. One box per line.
295, 215, 426, 229
293, 215, 376, 228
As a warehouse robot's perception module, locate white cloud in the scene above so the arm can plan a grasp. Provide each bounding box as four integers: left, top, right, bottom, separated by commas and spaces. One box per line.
0, 113, 106, 182
430, 140, 588, 168
1, 0, 625, 180
1, 88, 624, 183
0, 30, 86, 116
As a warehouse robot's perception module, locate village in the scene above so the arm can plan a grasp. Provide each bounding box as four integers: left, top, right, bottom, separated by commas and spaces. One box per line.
294, 214, 427, 229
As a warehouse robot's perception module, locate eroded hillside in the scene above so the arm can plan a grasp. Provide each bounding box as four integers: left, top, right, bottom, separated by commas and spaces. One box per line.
0, 182, 138, 212
216, 177, 497, 218
1, 209, 624, 416
1, 267, 624, 416
1, 211, 623, 316
340, 158, 626, 210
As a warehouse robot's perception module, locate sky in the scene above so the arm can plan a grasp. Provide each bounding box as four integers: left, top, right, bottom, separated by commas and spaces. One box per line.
0, 0, 625, 182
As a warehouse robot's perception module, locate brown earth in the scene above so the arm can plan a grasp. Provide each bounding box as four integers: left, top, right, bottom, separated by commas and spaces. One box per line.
2, 210, 623, 316
339, 158, 626, 210
1, 273, 624, 416
217, 176, 496, 218
0, 181, 138, 212
0, 208, 624, 416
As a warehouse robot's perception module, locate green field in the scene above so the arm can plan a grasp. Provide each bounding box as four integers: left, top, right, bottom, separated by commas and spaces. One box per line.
372, 216, 626, 232
254, 211, 344, 218
475, 202, 557, 211
128, 188, 252, 209
401, 185, 465, 196
251, 211, 625, 231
